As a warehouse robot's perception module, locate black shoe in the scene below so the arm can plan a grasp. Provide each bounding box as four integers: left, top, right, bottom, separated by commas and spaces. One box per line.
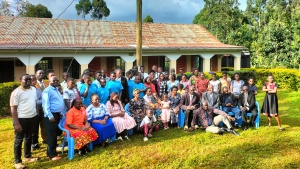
243, 126, 248, 131
230, 129, 240, 136
78, 149, 87, 156
31, 144, 40, 150
219, 127, 226, 133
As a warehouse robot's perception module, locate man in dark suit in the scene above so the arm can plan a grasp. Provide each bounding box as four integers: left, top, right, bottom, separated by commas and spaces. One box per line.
238, 86, 257, 130
179, 85, 200, 130
115, 69, 129, 104
202, 84, 219, 109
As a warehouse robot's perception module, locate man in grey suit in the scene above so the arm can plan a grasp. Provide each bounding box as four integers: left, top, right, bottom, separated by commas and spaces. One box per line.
238, 86, 257, 130
202, 84, 219, 109
179, 85, 200, 130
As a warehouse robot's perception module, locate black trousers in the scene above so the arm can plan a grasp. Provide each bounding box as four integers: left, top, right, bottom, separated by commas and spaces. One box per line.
184, 109, 194, 127
241, 108, 258, 126
44, 113, 60, 158
14, 116, 37, 164
32, 108, 47, 145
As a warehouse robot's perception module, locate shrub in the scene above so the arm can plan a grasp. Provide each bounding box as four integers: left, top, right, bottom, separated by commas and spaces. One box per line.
0, 82, 20, 116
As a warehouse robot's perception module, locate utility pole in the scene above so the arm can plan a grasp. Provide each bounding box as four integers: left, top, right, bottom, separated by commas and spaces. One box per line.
136, 0, 142, 66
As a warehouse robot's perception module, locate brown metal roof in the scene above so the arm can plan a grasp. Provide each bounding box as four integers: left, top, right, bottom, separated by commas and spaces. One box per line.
0, 16, 244, 50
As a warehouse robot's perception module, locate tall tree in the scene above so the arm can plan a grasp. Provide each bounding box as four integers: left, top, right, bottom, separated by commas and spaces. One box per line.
16, 0, 30, 16
24, 4, 52, 18
143, 15, 154, 23
75, 0, 92, 20
75, 0, 110, 20
91, 0, 110, 20
0, 0, 14, 16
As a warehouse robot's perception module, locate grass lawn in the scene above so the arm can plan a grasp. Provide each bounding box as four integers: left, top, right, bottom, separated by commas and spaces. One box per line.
1, 89, 300, 169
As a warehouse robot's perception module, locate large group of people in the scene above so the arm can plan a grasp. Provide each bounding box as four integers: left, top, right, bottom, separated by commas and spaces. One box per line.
10, 66, 282, 169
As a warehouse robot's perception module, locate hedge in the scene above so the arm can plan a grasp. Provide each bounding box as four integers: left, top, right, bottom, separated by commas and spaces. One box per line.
0, 82, 20, 116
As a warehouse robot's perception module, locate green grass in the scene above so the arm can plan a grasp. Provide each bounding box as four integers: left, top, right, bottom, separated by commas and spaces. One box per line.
1, 90, 300, 169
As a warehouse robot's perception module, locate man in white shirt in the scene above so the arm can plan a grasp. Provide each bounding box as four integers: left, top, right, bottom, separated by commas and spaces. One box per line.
139, 65, 148, 80
10, 74, 38, 169
60, 72, 69, 90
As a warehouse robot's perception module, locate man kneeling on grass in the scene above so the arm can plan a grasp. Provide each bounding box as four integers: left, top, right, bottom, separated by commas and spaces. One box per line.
190, 101, 240, 136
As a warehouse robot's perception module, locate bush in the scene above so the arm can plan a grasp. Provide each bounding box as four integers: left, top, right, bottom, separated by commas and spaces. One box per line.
0, 82, 20, 116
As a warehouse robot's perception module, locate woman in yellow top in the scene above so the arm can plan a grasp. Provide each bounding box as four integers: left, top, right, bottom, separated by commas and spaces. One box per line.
189, 68, 200, 85
219, 71, 231, 91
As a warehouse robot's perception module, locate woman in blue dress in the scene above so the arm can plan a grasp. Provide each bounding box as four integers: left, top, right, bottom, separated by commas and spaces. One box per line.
106, 72, 124, 96
80, 74, 98, 107
86, 94, 116, 146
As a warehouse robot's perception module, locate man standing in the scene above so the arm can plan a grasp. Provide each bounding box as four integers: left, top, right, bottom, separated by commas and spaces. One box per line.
96, 78, 110, 104
42, 76, 65, 161
191, 101, 239, 136
35, 70, 47, 144
10, 74, 38, 169
196, 72, 209, 98
179, 85, 200, 130
115, 68, 129, 104
152, 65, 159, 79
139, 65, 148, 80
100, 69, 110, 82
238, 86, 257, 130
60, 72, 69, 90
176, 68, 184, 81
202, 84, 219, 109
92, 70, 102, 88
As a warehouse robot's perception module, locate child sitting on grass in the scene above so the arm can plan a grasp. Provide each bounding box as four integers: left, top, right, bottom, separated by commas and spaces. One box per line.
140, 109, 160, 141
160, 93, 171, 130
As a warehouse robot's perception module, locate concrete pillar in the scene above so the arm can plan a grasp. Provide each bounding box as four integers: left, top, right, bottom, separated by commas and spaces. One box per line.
232, 52, 241, 70
18, 55, 43, 74
74, 55, 95, 74
217, 55, 223, 72
101, 57, 106, 70
186, 55, 191, 72
120, 55, 136, 72
166, 54, 181, 73
200, 53, 214, 72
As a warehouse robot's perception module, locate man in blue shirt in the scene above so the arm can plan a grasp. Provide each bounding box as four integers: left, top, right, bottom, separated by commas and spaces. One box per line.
42, 76, 65, 161
96, 78, 109, 104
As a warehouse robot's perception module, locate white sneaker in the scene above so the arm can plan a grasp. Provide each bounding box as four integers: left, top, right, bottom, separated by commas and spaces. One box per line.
195, 125, 199, 129
164, 127, 169, 130
14, 163, 25, 169
117, 136, 124, 141
124, 136, 130, 140
143, 137, 148, 141
184, 126, 188, 130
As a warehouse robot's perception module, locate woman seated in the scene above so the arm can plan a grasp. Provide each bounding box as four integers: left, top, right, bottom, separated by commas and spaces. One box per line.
129, 89, 147, 128
106, 92, 136, 141
65, 97, 98, 155
86, 94, 116, 147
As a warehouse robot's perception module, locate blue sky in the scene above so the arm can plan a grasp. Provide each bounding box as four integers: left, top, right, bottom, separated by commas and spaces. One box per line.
25, 0, 247, 24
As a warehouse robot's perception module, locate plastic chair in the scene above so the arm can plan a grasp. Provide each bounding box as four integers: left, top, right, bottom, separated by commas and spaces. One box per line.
58, 116, 93, 160
178, 109, 185, 128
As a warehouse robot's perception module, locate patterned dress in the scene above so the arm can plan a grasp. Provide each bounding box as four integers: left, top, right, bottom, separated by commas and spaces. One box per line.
106, 100, 136, 133
65, 107, 98, 149
129, 98, 146, 125
157, 80, 168, 97
86, 104, 116, 145
168, 93, 181, 124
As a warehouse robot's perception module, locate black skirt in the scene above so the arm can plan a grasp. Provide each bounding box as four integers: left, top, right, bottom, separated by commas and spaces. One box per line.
261, 93, 278, 116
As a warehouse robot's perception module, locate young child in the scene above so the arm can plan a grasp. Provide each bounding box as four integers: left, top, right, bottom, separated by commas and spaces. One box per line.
246, 77, 258, 95
63, 78, 80, 111
160, 93, 171, 130
177, 84, 185, 96
140, 109, 160, 141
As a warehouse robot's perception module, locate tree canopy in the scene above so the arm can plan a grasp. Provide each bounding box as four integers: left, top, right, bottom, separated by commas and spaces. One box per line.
75, 0, 110, 20
193, 0, 300, 69
143, 15, 154, 23
23, 4, 52, 18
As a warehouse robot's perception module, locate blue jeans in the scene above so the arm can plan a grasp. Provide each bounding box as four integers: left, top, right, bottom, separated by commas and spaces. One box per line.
222, 106, 241, 123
